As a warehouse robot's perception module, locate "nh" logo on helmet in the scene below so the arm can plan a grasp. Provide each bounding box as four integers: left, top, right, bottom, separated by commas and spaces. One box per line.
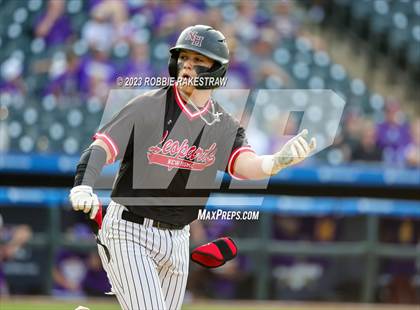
185, 31, 204, 47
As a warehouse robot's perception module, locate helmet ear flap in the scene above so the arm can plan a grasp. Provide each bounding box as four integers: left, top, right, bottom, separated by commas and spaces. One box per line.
168, 51, 179, 78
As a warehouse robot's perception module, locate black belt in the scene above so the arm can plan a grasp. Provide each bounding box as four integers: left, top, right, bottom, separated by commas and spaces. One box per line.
121, 210, 185, 230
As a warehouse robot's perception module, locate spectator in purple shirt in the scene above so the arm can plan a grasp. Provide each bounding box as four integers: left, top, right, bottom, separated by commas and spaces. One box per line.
376, 100, 412, 166
46, 52, 82, 99
82, 9, 115, 53
0, 57, 26, 95
34, 0, 72, 46
82, 251, 111, 296
52, 249, 87, 297
151, 0, 202, 41
206, 7, 224, 30
272, 0, 302, 41
233, 1, 269, 43
52, 223, 94, 297
119, 41, 154, 81
77, 48, 116, 102
222, 33, 255, 88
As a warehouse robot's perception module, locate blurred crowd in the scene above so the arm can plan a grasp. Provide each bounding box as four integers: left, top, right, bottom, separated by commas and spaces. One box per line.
0, 214, 32, 295
2, 209, 419, 303
323, 99, 420, 168
0, 0, 418, 167
189, 215, 420, 303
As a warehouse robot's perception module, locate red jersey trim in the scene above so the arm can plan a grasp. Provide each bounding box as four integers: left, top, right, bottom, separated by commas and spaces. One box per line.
173, 83, 211, 120
93, 132, 119, 164
227, 146, 255, 180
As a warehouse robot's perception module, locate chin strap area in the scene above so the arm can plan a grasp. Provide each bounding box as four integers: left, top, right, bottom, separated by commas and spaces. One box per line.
180, 90, 223, 126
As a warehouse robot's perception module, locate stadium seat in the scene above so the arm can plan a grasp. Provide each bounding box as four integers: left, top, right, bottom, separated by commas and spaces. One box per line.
369, 0, 392, 46
406, 25, 420, 76
13, 7, 29, 25
66, 108, 84, 128
27, 0, 43, 13
66, 0, 83, 15
273, 48, 291, 67
414, 0, 420, 16
327, 64, 349, 93
72, 39, 89, 57
331, 0, 352, 30
0, 2, 21, 32
71, 12, 88, 32
387, 12, 410, 63
7, 120, 23, 141
48, 122, 65, 143
308, 76, 326, 89
311, 51, 331, 79
391, 0, 413, 16
368, 93, 385, 112
22, 105, 39, 127
350, 0, 372, 38
30, 37, 46, 55
18, 125, 39, 153
62, 135, 81, 155
279, 37, 296, 52
291, 62, 310, 88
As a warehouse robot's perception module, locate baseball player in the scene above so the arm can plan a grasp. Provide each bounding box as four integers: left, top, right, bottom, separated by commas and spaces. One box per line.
69, 25, 315, 310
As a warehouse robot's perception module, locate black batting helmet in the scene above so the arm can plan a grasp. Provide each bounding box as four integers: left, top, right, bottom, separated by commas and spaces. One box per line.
168, 25, 229, 89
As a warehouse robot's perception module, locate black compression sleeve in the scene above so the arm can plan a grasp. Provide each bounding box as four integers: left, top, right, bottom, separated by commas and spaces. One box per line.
74, 145, 107, 187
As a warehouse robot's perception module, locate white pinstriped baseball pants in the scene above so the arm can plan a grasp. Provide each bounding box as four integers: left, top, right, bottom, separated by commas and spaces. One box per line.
97, 201, 190, 310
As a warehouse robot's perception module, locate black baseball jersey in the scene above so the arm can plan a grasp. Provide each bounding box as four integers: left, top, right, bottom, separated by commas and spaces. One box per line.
94, 85, 254, 225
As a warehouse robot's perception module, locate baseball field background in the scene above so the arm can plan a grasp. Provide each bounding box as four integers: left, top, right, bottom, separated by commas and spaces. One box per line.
0, 0, 419, 309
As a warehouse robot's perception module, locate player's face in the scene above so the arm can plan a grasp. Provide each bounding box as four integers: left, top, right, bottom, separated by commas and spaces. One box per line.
177, 50, 214, 94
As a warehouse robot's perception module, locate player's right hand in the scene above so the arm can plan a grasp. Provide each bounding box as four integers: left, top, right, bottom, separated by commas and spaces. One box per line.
261, 129, 316, 175
69, 185, 100, 220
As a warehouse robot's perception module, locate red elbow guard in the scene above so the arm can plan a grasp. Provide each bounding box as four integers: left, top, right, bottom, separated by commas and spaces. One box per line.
191, 237, 238, 268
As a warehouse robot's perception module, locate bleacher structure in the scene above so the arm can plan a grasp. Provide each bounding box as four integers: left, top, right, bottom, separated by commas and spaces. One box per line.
331, 0, 420, 77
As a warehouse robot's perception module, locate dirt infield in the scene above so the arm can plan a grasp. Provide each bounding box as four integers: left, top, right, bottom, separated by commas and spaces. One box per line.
1, 297, 419, 310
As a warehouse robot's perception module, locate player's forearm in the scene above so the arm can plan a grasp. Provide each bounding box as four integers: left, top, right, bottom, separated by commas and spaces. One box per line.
233, 152, 278, 180
238, 129, 316, 179
73, 143, 108, 187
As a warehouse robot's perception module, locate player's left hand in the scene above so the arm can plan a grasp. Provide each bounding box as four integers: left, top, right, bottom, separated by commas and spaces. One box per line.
262, 129, 316, 175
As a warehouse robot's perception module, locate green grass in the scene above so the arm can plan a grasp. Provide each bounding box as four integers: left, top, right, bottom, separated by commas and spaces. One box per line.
1, 301, 116, 310
0, 301, 282, 310
0, 299, 296, 310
